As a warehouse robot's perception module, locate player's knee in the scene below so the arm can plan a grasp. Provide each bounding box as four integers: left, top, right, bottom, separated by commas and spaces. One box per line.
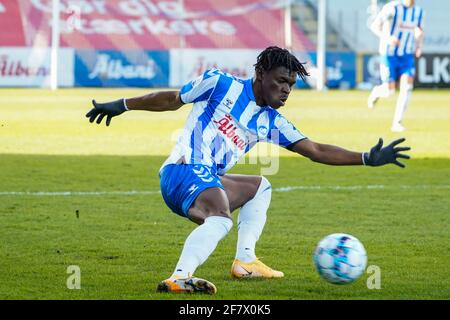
401, 82, 414, 92
382, 84, 395, 97
189, 198, 232, 224
258, 176, 272, 194
190, 208, 232, 225
204, 208, 232, 220
205, 215, 233, 233
246, 176, 272, 202
251, 176, 271, 206
388, 88, 395, 97
377, 84, 394, 98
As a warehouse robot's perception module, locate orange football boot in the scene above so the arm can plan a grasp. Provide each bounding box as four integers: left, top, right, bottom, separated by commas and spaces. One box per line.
231, 258, 284, 278
156, 276, 217, 294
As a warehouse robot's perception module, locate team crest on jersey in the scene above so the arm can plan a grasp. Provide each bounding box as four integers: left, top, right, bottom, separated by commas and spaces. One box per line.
257, 125, 268, 137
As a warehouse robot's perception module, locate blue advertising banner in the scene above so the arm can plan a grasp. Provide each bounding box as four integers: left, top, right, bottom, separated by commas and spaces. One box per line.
75, 50, 169, 87
415, 53, 450, 88
362, 54, 382, 86
296, 52, 356, 89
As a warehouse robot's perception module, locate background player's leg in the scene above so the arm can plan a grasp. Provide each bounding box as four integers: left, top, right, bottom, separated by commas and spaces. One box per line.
368, 56, 396, 109
368, 82, 395, 109
170, 187, 232, 279
392, 75, 414, 132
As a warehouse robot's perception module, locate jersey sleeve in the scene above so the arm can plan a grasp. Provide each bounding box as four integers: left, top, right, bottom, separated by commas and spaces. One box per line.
179, 69, 221, 104
378, 3, 395, 23
267, 113, 307, 149
371, 3, 396, 39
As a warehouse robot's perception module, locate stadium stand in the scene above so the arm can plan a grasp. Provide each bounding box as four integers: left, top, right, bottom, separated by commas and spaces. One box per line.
292, 0, 351, 51
0, 0, 315, 50
1, 0, 447, 89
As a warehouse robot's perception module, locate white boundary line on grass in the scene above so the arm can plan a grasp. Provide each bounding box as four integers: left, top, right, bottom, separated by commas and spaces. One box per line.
0, 185, 449, 196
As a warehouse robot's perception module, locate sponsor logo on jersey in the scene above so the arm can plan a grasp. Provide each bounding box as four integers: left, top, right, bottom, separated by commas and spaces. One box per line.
213, 114, 247, 151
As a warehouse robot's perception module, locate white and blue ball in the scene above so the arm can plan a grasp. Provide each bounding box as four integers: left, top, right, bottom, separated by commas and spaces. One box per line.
313, 233, 367, 284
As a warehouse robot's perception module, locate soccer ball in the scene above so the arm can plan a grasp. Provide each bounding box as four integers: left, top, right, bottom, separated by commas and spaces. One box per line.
313, 233, 367, 284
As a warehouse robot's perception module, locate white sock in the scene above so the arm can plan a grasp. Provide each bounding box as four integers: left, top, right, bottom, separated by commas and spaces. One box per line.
393, 83, 412, 126
235, 176, 272, 263
171, 216, 232, 279
370, 83, 394, 100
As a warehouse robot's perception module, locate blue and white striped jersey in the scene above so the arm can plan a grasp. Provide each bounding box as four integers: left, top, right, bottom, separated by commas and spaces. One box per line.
375, 1, 424, 56
160, 69, 306, 176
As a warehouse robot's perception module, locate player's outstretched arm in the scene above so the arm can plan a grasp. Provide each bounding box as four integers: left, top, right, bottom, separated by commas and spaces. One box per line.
369, 9, 385, 39
415, 27, 425, 58
86, 91, 184, 126
291, 138, 410, 168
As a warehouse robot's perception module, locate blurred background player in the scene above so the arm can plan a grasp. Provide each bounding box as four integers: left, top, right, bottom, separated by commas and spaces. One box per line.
86, 47, 410, 295
367, 0, 425, 132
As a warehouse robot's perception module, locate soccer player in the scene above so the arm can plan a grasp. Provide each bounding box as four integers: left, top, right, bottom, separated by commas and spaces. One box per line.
367, 0, 425, 132
86, 46, 410, 294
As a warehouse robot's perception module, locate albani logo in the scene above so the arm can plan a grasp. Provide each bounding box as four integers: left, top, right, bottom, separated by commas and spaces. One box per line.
213, 114, 247, 151
88, 54, 156, 80
0, 55, 49, 77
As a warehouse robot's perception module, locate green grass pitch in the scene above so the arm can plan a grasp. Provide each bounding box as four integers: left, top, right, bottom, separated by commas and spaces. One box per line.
0, 88, 449, 300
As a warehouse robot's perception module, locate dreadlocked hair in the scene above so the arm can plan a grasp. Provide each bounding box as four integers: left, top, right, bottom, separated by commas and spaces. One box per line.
254, 46, 309, 82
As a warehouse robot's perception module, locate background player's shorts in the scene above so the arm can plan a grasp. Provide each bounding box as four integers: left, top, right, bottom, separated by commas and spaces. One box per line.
380, 54, 416, 83
159, 164, 224, 218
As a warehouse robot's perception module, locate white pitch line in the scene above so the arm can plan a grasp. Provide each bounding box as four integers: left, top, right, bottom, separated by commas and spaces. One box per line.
0, 191, 161, 196
0, 185, 449, 196
274, 185, 450, 192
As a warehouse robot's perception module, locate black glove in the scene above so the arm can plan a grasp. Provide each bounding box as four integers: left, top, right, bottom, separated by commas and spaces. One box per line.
85, 99, 127, 126
363, 138, 411, 168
